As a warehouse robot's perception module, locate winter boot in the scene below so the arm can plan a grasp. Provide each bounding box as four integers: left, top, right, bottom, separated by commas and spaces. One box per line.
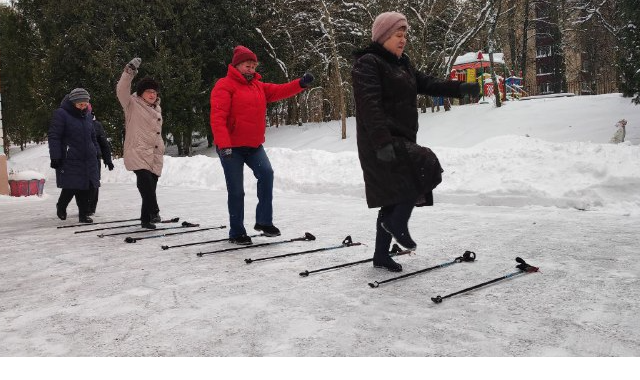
229, 234, 253, 245
141, 222, 157, 229
380, 220, 416, 251
254, 223, 281, 237
78, 215, 93, 224
56, 204, 67, 220
373, 252, 403, 272
151, 213, 162, 223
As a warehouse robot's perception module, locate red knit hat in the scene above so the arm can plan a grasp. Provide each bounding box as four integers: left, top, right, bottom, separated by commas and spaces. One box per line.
231, 45, 258, 66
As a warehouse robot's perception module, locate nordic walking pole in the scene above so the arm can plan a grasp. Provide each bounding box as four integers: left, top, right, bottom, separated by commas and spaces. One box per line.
124, 225, 226, 243
245, 235, 360, 264
161, 234, 263, 250
73, 217, 180, 233
58, 217, 140, 228
197, 232, 316, 257
368, 250, 476, 288
97, 221, 198, 238
299, 244, 410, 277
431, 257, 539, 304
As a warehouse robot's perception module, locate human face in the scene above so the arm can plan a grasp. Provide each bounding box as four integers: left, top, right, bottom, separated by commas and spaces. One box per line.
235, 60, 258, 76
74, 102, 90, 110
382, 27, 407, 58
141, 89, 158, 105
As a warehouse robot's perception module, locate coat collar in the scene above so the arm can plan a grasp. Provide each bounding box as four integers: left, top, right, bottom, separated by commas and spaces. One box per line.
354, 42, 410, 65
226, 64, 263, 84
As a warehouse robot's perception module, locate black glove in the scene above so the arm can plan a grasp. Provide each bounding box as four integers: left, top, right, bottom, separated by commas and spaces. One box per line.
50, 158, 63, 169
219, 148, 233, 160
375, 143, 396, 163
460, 82, 480, 97
105, 162, 114, 171
299, 72, 314, 88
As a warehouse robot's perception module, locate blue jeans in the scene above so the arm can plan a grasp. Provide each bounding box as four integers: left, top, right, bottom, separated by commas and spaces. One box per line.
217, 145, 274, 238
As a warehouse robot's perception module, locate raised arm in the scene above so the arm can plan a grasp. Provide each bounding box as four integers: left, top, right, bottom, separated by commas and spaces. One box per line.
116, 57, 141, 108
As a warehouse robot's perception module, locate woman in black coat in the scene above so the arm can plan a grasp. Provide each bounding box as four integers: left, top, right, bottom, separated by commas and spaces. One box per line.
48, 88, 100, 223
352, 12, 478, 272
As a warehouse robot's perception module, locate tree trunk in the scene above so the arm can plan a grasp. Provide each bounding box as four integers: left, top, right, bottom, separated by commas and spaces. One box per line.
320, 1, 347, 139
520, 0, 530, 88
488, 0, 503, 108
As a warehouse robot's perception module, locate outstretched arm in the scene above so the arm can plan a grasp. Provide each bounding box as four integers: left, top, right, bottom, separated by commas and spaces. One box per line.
415, 69, 464, 98
262, 79, 305, 103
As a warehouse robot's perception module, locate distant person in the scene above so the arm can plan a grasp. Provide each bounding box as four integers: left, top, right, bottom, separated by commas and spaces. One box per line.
116, 57, 164, 229
86, 106, 114, 216
210, 45, 314, 245
48, 88, 100, 223
352, 12, 479, 272
610, 119, 627, 144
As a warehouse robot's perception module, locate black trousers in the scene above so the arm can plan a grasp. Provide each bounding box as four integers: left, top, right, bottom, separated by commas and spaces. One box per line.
374, 199, 416, 257
58, 188, 91, 218
87, 160, 101, 213
134, 169, 159, 223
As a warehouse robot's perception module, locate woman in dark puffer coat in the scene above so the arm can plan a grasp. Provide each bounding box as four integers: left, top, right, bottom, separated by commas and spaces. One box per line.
48, 88, 100, 223
352, 12, 479, 272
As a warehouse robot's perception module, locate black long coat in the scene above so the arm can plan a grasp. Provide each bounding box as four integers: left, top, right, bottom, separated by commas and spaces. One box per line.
352, 43, 463, 208
48, 97, 100, 190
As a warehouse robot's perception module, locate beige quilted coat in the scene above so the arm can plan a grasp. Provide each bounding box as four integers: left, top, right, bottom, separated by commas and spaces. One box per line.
116, 69, 164, 177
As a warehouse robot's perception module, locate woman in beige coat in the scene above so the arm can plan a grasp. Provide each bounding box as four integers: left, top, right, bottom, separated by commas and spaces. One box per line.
116, 57, 164, 229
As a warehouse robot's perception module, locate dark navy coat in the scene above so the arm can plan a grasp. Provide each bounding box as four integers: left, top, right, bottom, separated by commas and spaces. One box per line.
352, 43, 463, 208
48, 97, 100, 190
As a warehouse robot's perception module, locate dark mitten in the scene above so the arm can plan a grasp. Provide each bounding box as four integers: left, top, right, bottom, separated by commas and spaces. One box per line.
105, 162, 114, 171
50, 158, 62, 169
460, 82, 480, 96
299, 72, 315, 88
375, 143, 396, 162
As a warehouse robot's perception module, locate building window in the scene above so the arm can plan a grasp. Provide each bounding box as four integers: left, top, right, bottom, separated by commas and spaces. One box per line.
539, 82, 553, 94
536, 45, 552, 58
537, 65, 551, 75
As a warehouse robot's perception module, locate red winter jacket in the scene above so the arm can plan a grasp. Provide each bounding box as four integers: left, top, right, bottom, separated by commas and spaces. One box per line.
210, 64, 305, 148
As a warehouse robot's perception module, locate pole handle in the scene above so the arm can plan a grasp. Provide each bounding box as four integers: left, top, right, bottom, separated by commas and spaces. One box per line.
368, 281, 380, 288
124, 237, 136, 243
515, 257, 539, 272
299, 270, 310, 277
245, 258, 253, 264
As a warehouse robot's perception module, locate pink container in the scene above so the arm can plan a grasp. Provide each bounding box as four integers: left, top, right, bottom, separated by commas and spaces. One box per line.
8, 179, 45, 197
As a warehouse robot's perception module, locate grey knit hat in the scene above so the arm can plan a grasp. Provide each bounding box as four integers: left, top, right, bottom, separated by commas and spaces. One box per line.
371, 12, 408, 44
68, 88, 90, 103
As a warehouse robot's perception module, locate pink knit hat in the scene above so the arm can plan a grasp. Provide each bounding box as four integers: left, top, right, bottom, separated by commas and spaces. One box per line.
231, 45, 258, 66
371, 12, 408, 44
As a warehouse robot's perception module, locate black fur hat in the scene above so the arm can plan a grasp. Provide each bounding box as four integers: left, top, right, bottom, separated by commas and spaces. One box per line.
135, 77, 160, 97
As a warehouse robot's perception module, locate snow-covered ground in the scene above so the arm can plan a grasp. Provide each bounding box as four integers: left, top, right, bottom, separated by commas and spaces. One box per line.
1, 94, 639, 373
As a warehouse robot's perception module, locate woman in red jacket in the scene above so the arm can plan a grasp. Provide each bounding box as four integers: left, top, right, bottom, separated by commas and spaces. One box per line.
210, 45, 314, 245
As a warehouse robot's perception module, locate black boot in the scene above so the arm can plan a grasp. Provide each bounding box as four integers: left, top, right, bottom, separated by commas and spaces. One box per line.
380, 200, 417, 251
141, 222, 157, 229
151, 213, 161, 223
79, 215, 93, 223
56, 204, 67, 220
229, 234, 252, 245
373, 252, 403, 272
254, 223, 281, 237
